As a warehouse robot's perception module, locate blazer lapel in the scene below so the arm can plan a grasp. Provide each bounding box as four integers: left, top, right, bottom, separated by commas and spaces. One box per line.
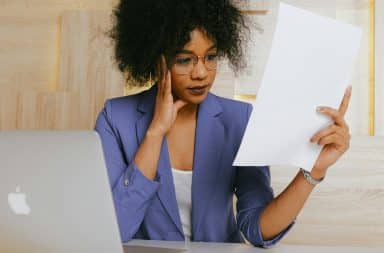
135, 86, 184, 237
191, 93, 224, 239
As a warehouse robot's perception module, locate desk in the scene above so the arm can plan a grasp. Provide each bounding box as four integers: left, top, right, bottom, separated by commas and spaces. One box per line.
125, 240, 384, 253
271, 136, 384, 247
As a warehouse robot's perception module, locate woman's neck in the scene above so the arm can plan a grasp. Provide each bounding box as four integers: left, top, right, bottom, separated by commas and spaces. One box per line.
177, 103, 198, 120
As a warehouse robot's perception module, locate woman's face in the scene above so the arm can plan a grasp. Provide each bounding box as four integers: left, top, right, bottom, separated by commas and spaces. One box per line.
168, 28, 217, 105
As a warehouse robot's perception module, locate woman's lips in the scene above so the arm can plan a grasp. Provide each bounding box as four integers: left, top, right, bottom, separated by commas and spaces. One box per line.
187, 85, 208, 96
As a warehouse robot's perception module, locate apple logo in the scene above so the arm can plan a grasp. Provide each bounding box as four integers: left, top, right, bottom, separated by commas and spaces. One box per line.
8, 186, 31, 215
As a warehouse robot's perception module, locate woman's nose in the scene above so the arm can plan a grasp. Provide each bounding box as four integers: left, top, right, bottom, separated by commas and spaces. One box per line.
190, 59, 208, 79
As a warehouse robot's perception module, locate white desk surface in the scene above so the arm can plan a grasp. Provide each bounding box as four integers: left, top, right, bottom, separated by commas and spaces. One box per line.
125, 239, 384, 253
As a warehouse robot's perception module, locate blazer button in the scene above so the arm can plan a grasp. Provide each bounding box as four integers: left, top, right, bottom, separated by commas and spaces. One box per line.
124, 178, 129, 186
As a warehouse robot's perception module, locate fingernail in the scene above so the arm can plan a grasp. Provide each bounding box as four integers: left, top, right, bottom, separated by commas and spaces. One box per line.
317, 107, 324, 112
347, 85, 352, 92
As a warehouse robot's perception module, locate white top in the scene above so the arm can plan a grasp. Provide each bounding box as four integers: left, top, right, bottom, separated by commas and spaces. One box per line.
171, 168, 193, 241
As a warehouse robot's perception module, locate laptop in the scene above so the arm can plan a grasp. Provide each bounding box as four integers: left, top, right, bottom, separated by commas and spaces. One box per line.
0, 131, 187, 253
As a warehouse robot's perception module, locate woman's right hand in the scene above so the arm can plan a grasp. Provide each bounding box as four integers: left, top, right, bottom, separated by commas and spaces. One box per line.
148, 58, 187, 137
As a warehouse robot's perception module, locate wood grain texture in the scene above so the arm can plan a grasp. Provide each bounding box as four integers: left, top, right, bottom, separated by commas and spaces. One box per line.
17, 92, 39, 129
0, 89, 18, 130
0, 9, 126, 130
35, 92, 80, 129
271, 136, 384, 247
0, 2, 124, 130
59, 10, 124, 129
0, 12, 58, 92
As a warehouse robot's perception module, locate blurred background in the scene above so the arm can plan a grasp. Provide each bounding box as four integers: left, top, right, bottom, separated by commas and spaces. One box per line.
0, 0, 382, 136
0, 0, 383, 248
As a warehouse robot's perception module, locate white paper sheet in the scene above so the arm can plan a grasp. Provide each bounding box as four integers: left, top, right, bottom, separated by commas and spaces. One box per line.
233, 3, 362, 170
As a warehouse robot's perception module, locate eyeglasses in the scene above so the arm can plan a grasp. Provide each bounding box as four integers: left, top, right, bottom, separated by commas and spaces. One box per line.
172, 52, 218, 75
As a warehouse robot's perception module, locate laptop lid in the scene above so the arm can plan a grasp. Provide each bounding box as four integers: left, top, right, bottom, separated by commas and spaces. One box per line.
0, 131, 123, 253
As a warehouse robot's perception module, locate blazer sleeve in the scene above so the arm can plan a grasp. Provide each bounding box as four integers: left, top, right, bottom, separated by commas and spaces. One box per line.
95, 100, 161, 242
234, 103, 295, 248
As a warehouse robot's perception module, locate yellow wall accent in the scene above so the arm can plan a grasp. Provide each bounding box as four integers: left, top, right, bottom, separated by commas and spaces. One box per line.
369, 0, 375, 135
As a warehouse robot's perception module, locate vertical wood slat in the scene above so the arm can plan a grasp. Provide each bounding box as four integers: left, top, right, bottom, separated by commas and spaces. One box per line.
0, 89, 19, 130
17, 92, 38, 129
369, 0, 375, 135
3, 92, 79, 130
36, 92, 80, 130
59, 10, 124, 129
59, 11, 93, 129
0, 10, 124, 131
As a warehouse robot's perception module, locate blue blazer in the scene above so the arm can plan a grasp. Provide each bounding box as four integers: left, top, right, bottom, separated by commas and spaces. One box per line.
95, 85, 293, 248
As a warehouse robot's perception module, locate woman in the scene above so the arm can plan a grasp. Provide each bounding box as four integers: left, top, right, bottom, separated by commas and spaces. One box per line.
95, 0, 351, 248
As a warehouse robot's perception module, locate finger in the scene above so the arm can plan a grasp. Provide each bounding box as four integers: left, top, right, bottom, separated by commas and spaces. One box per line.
157, 72, 163, 96
311, 123, 350, 143
165, 70, 172, 95
317, 106, 347, 127
318, 133, 344, 146
161, 56, 170, 97
174, 99, 188, 112
156, 55, 167, 85
160, 55, 167, 81
310, 124, 338, 143
335, 126, 350, 141
156, 61, 164, 97
339, 85, 352, 116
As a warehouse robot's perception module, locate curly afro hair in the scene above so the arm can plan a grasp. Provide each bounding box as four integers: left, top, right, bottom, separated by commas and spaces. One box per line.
109, 0, 250, 86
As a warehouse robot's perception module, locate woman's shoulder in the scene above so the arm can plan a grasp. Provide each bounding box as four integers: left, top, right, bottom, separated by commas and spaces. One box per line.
210, 93, 253, 121
102, 87, 155, 118
209, 93, 253, 149
105, 88, 151, 108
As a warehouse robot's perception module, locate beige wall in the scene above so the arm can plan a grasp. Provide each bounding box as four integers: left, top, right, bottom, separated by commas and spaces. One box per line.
235, 0, 378, 135
376, 0, 384, 135
266, 1, 372, 135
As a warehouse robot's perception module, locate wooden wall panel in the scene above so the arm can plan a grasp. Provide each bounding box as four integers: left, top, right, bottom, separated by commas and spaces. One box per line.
35, 92, 80, 130
0, 90, 18, 130
0, 13, 59, 92
0, 8, 125, 130
0, 0, 116, 10
17, 92, 39, 129
0, 1, 124, 130
272, 136, 384, 247
59, 10, 124, 129
0, 2, 120, 92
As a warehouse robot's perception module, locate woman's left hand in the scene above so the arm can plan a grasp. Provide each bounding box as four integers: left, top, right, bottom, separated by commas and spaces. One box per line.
309, 86, 352, 178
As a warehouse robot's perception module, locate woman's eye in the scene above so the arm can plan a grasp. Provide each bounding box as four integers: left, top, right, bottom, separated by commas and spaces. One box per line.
176, 57, 192, 65
206, 54, 218, 61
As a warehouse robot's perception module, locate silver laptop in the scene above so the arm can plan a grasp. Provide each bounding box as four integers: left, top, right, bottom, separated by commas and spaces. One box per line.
0, 131, 188, 253
0, 131, 124, 253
